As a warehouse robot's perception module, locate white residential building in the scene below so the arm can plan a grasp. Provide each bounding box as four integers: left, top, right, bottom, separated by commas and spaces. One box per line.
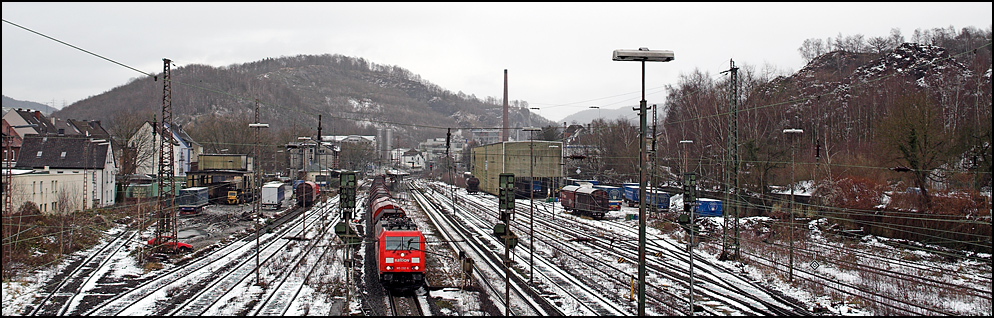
129, 121, 203, 178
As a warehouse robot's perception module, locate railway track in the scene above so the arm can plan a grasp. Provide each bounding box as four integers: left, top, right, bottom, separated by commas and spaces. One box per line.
432, 180, 810, 315
388, 294, 425, 316
432, 186, 627, 316
252, 198, 342, 316
83, 199, 332, 316
411, 182, 555, 316
25, 227, 137, 316
167, 198, 340, 316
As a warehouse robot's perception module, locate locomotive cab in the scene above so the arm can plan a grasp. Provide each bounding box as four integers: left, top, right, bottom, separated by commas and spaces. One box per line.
377, 226, 426, 292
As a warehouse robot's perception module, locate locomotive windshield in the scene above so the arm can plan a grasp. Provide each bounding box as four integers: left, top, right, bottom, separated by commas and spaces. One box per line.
386, 236, 421, 250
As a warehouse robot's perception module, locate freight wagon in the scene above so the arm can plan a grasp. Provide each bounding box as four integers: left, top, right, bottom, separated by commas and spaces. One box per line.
560, 185, 610, 219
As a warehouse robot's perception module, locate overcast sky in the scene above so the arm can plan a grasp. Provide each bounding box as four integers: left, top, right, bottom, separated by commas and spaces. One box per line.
2, 2, 991, 122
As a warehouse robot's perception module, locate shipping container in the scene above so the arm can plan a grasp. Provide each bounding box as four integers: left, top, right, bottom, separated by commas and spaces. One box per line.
695, 198, 723, 217
621, 183, 671, 210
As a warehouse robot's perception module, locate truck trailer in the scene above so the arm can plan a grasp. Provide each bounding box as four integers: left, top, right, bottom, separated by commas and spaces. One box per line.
261, 182, 285, 210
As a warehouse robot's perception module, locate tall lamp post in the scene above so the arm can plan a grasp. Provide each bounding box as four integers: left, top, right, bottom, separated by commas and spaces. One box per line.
783, 128, 802, 282
523, 126, 541, 285
679, 139, 694, 315
613, 47, 674, 316
250, 122, 269, 285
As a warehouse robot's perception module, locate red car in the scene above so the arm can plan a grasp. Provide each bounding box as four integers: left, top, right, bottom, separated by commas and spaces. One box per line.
147, 236, 193, 253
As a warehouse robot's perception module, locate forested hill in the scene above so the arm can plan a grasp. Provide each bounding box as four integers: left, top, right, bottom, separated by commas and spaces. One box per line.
659, 31, 991, 196
51, 54, 549, 147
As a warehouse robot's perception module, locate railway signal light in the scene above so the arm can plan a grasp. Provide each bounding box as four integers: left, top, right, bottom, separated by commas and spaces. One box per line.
340, 171, 357, 215
499, 173, 515, 210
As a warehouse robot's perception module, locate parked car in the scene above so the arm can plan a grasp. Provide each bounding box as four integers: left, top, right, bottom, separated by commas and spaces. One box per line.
147, 236, 193, 253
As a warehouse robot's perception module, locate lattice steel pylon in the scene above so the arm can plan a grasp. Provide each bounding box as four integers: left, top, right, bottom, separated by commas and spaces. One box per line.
721, 59, 739, 260
3, 132, 13, 267
156, 58, 177, 246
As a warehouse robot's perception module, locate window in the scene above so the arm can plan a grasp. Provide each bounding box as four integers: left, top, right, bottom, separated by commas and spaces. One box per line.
61, 152, 67, 159
37, 151, 43, 158
384, 236, 421, 251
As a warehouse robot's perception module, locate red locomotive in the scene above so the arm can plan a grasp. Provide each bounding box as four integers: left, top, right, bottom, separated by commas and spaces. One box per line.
367, 175, 425, 292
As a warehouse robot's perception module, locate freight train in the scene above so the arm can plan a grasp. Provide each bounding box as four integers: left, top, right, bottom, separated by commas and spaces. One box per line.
367, 175, 426, 292
295, 181, 320, 208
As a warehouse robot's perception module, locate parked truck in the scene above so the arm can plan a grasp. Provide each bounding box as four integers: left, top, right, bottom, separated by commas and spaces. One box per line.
261, 182, 285, 210
177, 186, 210, 215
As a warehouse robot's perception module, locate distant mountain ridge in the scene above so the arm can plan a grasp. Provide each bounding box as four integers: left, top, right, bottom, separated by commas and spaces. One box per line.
2, 95, 58, 116
51, 54, 553, 146
561, 106, 640, 125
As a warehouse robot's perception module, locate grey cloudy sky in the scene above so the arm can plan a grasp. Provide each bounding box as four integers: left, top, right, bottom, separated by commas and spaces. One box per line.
2, 2, 991, 122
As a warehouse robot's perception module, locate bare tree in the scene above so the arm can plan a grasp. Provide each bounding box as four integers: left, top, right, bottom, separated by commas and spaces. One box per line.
111, 110, 157, 176
53, 184, 81, 256
877, 91, 953, 207
867, 36, 891, 54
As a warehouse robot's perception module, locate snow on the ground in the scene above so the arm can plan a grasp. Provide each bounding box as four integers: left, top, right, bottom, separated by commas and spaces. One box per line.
2, 225, 128, 316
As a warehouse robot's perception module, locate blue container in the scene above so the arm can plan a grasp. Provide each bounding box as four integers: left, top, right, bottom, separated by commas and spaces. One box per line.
695, 198, 723, 217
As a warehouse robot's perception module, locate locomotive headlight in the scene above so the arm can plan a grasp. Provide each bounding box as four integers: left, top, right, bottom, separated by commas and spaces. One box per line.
386, 266, 394, 270
400, 252, 406, 257
413, 266, 419, 270
412, 257, 420, 263
386, 257, 394, 263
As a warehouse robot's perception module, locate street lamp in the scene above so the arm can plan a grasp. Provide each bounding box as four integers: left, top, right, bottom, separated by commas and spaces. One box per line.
782, 128, 802, 282
250, 122, 269, 285
613, 46, 674, 316
522, 126, 541, 285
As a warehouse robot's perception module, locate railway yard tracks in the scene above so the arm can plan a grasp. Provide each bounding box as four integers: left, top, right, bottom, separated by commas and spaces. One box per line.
22, 196, 343, 316
414, 180, 810, 316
